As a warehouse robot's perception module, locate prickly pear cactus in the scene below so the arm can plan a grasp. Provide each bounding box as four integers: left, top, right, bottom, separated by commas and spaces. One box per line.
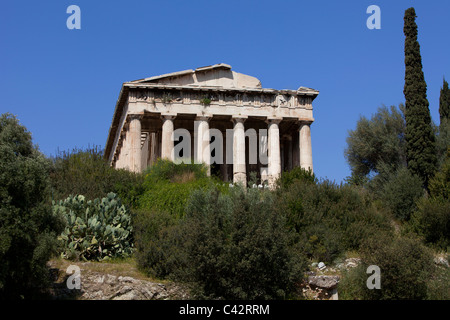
54, 193, 134, 261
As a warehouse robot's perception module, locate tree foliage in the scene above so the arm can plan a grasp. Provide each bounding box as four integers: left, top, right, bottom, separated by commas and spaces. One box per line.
0, 113, 64, 299
380, 166, 424, 221
345, 105, 406, 180
403, 7, 437, 188
439, 78, 450, 125
437, 80, 450, 165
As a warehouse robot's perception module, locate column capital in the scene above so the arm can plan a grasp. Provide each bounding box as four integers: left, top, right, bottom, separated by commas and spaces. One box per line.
128, 113, 143, 121
266, 117, 283, 125
231, 115, 248, 124
161, 113, 177, 121
196, 114, 212, 121
298, 118, 314, 125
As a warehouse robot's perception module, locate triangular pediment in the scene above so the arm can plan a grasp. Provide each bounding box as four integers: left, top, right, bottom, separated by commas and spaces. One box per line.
129, 63, 262, 89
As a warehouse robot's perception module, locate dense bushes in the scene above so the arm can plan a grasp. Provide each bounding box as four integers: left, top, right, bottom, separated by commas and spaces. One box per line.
409, 153, 450, 249
410, 199, 450, 249
276, 176, 392, 263
277, 166, 317, 188
49, 146, 144, 207
54, 193, 134, 261
380, 166, 424, 221
138, 159, 213, 217
135, 185, 307, 299
0, 113, 64, 299
339, 235, 435, 300
134, 209, 180, 278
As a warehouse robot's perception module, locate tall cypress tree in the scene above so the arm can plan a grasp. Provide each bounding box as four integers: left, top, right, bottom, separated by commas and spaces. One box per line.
439, 78, 450, 125
403, 7, 437, 189
437, 78, 450, 164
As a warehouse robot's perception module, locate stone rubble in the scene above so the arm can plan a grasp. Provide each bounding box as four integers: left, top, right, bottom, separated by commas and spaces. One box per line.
49, 267, 190, 300
299, 258, 362, 300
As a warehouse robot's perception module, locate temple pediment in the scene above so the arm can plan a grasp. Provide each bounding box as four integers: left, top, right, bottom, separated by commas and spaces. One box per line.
129, 63, 262, 89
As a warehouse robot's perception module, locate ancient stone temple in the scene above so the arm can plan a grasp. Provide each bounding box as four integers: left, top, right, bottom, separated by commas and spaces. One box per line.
104, 63, 319, 186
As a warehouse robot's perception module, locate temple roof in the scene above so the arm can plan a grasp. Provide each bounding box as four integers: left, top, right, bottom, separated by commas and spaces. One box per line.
128, 63, 263, 89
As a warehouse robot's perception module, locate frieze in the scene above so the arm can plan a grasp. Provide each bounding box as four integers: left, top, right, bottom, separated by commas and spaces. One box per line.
129, 88, 313, 109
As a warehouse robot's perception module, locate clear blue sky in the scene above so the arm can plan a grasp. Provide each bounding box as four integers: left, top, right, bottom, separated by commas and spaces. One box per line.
1, 0, 449, 183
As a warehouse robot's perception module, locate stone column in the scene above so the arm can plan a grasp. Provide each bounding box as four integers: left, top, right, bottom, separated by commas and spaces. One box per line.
195, 115, 211, 176
287, 136, 293, 172
116, 133, 125, 169
149, 132, 157, 166
161, 114, 176, 161
232, 116, 247, 185
141, 132, 149, 171
299, 121, 313, 172
221, 132, 229, 181
267, 118, 282, 188
115, 137, 122, 169
128, 115, 142, 173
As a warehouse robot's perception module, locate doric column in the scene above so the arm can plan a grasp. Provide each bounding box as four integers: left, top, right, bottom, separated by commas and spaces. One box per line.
287, 136, 293, 172
149, 132, 157, 166
221, 132, 229, 181
299, 121, 313, 172
232, 116, 247, 185
120, 132, 128, 169
161, 114, 176, 161
267, 118, 282, 187
195, 115, 211, 175
128, 114, 142, 173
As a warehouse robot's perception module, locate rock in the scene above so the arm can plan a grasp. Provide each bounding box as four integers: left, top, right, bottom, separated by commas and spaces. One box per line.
318, 262, 326, 270
118, 276, 137, 283
344, 258, 361, 269
113, 290, 139, 300
50, 267, 189, 300
105, 274, 117, 285
434, 256, 449, 268
308, 275, 340, 289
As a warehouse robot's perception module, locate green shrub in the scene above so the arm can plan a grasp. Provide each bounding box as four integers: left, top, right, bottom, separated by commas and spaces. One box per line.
409, 198, 450, 249
0, 113, 65, 299
55, 193, 134, 261
278, 166, 317, 188
133, 209, 181, 278
339, 235, 435, 300
49, 146, 144, 207
408, 155, 450, 249
380, 166, 424, 221
429, 151, 450, 200
426, 265, 450, 300
276, 179, 391, 263
180, 186, 307, 299
138, 159, 212, 217
143, 158, 207, 183
135, 185, 307, 299
338, 264, 369, 300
